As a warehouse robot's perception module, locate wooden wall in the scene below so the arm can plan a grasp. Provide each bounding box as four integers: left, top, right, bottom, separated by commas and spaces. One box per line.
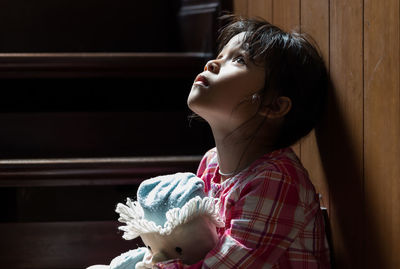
234, 0, 399, 268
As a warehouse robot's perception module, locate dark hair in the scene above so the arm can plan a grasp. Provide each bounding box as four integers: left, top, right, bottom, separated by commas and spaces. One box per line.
218, 15, 328, 148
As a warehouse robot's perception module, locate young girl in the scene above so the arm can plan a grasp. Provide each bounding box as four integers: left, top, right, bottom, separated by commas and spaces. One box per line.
154, 15, 331, 268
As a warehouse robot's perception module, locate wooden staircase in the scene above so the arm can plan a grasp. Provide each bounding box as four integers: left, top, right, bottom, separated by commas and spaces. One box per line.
0, 1, 232, 268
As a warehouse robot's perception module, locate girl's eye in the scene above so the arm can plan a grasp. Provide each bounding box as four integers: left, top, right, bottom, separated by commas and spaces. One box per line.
233, 56, 246, 65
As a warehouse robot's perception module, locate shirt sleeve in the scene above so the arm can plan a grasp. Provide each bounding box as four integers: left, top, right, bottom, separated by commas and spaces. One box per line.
154, 170, 315, 269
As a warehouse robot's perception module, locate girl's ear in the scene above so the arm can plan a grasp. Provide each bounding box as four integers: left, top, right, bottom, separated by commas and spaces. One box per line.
259, 96, 292, 119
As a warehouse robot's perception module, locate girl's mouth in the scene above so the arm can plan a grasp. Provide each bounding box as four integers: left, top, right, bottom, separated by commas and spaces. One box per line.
194, 75, 209, 87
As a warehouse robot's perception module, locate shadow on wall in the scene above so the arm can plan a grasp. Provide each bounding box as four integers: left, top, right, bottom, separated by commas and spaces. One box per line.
315, 81, 387, 268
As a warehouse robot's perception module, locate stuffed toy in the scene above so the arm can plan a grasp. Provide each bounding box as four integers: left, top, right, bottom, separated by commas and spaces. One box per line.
87, 172, 224, 269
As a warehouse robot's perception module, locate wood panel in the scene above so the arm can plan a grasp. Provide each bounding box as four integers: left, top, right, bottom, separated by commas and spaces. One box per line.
233, 0, 248, 16
324, 0, 365, 267
272, 0, 300, 33
364, 0, 400, 267
248, 0, 272, 21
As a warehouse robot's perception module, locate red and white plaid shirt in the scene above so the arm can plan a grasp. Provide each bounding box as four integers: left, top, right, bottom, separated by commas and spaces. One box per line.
155, 147, 330, 268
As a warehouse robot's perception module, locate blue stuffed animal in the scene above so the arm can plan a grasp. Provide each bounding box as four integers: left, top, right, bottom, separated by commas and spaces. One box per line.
87, 172, 224, 269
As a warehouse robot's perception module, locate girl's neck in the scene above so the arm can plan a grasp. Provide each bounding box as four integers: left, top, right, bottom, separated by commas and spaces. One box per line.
211, 124, 276, 182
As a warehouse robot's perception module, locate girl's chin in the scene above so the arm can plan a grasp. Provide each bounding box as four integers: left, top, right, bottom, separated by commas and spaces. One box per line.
187, 101, 201, 115
187, 91, 201, 110
187, 100, 206, 118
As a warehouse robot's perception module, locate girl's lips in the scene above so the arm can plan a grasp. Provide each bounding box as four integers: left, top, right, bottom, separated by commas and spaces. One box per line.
194, 75, 209, 87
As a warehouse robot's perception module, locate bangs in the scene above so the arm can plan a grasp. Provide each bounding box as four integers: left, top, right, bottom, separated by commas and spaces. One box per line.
217, 15, 294, 64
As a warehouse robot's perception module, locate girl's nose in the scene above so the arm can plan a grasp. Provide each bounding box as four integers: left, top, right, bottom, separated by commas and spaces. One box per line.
205, 60, 220, 73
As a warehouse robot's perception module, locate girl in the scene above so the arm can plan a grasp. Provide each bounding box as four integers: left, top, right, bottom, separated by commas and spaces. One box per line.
154, 15, 331, 268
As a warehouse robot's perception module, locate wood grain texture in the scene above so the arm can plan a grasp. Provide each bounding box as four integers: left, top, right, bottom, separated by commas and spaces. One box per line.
364, 0, 400, 267
325, 0, 365, 267
232, 1, 400, 267
233, 0, 248, 16
248, 0, 272, 21
272, 0, 300, 32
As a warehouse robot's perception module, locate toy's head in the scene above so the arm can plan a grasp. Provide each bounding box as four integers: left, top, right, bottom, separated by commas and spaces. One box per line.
116, 172, 225, 265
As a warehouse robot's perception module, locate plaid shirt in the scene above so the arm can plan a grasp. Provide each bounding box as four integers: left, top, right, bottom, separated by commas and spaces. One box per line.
155, 147, 330, 268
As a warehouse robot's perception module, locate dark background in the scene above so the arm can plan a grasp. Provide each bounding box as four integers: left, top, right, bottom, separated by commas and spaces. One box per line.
0, 1, 232, 268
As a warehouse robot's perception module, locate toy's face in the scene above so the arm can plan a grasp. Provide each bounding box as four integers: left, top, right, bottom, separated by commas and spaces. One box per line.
140, 216, 219, 265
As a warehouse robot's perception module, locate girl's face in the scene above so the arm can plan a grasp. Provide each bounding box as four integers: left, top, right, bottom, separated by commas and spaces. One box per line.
187, 32, 266, 129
